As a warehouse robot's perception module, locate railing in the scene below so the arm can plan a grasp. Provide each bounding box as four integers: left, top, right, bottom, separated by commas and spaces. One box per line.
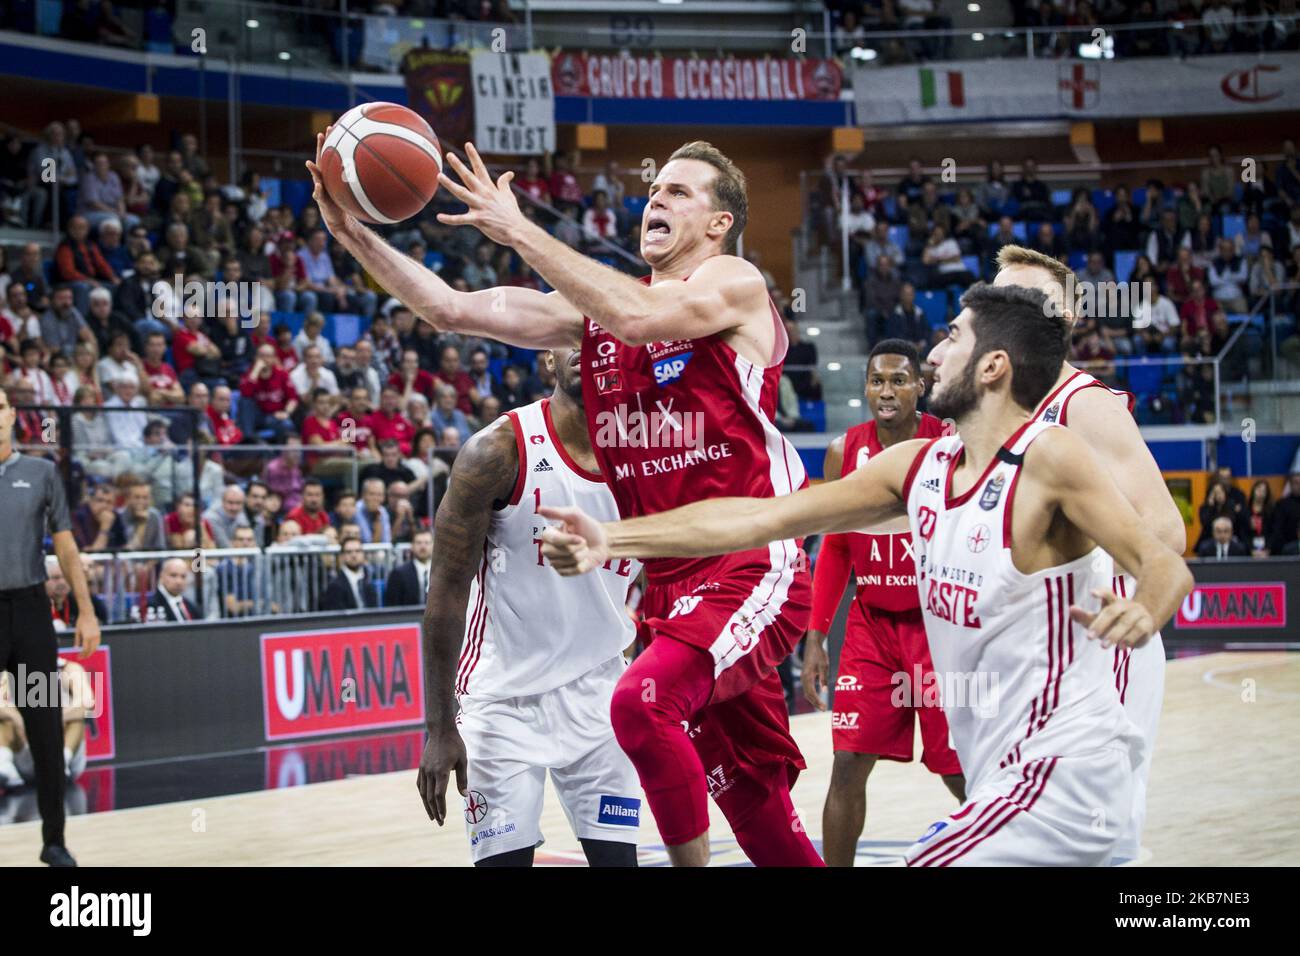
81, 542, 417, 625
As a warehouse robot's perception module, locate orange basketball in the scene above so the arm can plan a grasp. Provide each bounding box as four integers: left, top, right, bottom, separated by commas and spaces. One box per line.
319, 102, 442, 225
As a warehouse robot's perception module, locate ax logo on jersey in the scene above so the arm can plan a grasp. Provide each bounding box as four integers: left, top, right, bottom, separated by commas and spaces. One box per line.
831, 711, 860, 729
978, 472, 1006, 511
669, 595, 702, 618
597, 795, 642, 827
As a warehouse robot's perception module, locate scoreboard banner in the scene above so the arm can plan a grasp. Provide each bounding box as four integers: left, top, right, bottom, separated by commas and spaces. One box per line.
552, 52, 843, 102
853, 52, 1300, 124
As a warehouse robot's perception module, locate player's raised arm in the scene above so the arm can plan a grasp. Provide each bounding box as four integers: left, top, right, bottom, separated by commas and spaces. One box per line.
1028, 427, 1194, 647
306, 135, 582, 350
541, 440, 925, 572
416, 420, 519, 825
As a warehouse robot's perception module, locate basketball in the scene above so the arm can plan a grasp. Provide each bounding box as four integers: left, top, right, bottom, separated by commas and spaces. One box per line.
318, 102, 442, 225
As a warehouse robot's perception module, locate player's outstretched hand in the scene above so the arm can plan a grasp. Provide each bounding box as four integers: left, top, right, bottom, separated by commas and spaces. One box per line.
801, 633, 830, 711
538, 505, 610, 575
436, 142, 526, 247
416, 728, 468, 826
305, 129, 359, 240
1069, 589, 1154, 650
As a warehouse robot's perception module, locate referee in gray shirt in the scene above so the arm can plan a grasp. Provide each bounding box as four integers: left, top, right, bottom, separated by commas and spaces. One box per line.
0, 385, 100, 866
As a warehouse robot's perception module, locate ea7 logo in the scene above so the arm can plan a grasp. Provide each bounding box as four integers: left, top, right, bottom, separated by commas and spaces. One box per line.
669, 595, 702, 618
835, 675, 860, 690
831, 712, 860, 729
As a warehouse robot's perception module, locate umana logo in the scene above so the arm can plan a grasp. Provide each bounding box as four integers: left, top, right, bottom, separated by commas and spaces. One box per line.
534, 458, 553, 473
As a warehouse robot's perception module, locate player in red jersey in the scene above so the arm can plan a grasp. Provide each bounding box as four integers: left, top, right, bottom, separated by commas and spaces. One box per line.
308, 140, 822, 866
801, 339, 963, 866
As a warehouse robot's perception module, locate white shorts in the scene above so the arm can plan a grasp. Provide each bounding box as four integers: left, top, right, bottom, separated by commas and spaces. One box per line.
456, 654, 641, 863
1110, 631, 1164, 862
16, 741, 87, 783
905, 746, 1135, 867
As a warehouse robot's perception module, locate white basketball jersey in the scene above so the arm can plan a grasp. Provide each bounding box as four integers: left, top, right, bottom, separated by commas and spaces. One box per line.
456, 399, 640, 702
903, 421, 1142, 793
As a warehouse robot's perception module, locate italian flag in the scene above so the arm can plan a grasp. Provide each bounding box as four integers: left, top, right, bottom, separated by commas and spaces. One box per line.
920, 68, 965, 108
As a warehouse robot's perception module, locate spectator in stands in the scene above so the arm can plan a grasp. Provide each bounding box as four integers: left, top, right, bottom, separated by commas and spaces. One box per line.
112, 251, 164, 342
96, 218, 131, 277
1196, 479, 1237, 547
863, 219, 903, 274
782, 318, 821, 402
1146, 207, 1191, 272
202, 484, 250, 548
907, 180, 951, 244
977, 159, 1009, 218
429, 384, 471, 447
72, 482, 118, 552
548, 151, 583, 207
1200, 145, 1235, 212
431, 344, 476, 415
1196, 516, 1247, 559
208, 293, 253, 387
461, 241, 498, 292
172, 303, 223, 391
1133, 281, 1181, 353
389, 347, 436, 405
58, 216, 122, 322
949, 188, 985, 256
493, 365, 528, 412
515, 156, 551, 205
885, 282, 930, 354
1028, 221, 1066, 261
1241, 480, 1275, 557
216, 525, 260, 619
582, 190, 619, 246
165, 492, 215, 550
12, 337, 56, 404
285, 477, 330, 536
387, 482, 417, 544
355, 477, 393, 545
894, 158, 929, 212
332, 344, 373, 399
385, 528, 433, 608
1188, 213, 1218, 270
139, 330, 184, 406
361, 439, 418, 491
337, 385, 379, 460
1179, 279, 1219, 343
366, 383, 417, 456
1176, 181, 1209, 234
921, 226, 976, 288
1102, 185, 1141, 253
242, 480, 274, 547
237, 225, 271, 282
206, 383, 242, 446
8, 242, 50, 312
119, 156, 151, 224
1250, 245, 1286, 308
862, 255, 902, 344
144, 558, 199, 622
102, 375, 147, 453
39, 284, 95, 358
96, 330, 140, 395
237, 343, 297, 442
26, 122, 78, 229
108, 480, 166, 550
1207, 238, 1249, 314
1237, 213, 1272, 261
320, 536, 378, 611
299, 228, 376, 317
1011, 158, 1052, 222
0, 134, 33, 228
290, 344, 340, 400
1064, 189, 1101, 253
331, 490, 358, 531
263, 445, 305, 515
2, 283, 41, 348
78, 153, 131, 234
1164, 246, 1204, 306
775, 374, 812, 433
270, 232, 313, 313
301, 386, 352, 475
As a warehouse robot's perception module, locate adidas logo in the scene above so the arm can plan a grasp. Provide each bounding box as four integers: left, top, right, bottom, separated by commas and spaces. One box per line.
534, 458, 553, 473
921, 477, 940, 493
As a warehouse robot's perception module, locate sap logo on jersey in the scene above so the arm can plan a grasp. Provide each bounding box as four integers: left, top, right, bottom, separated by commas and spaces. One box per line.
918, 820, 948, 843
653, 351, 692, 385
597, 795, 642, 827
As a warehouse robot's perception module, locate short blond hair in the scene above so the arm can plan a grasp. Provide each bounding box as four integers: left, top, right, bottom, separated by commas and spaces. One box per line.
667, 141, 748, 253
994, 244, 1079, 326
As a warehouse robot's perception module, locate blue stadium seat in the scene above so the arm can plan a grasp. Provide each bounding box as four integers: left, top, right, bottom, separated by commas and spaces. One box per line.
916, 289, 948, 329
43, 259, 55, 285
488, 357, 506, 380
1220, 214, 1246, 240
888, 224, 909, 250
1091, 189, 1116, 216
986, 220, 1029, 241
624, 195, 648, 219
262, 177, 282, 210
270, 311, 307, 335
961, 255, 981, 278
1125, 357, 1164, 399
36, 0, 61, 35
280, 180, 315, 218
331, 313, 362, 347
1051, 188, 1073, 208
882, 193, 898, 221
1131, 186, 1146, 209
799, 399, 826, 432
1067, 251, 1087, 271
1113, 249, 1140, 283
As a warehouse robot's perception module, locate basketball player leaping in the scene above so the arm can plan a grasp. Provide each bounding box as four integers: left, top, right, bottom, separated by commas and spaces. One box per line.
801, 339, 963, 867
415, 347, 644, 867
309, 140, 824, 866
992, 245, 1185, 863
540, 283, 1194, 866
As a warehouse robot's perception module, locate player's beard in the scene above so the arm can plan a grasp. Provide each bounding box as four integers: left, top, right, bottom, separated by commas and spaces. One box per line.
929, 359, 979, 423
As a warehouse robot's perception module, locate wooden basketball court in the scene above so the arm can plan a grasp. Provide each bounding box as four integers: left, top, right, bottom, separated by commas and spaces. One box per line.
1, 651, 1295, 866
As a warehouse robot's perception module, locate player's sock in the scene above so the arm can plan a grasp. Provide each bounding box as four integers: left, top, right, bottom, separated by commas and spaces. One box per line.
723, 773, 826, 867
609, 636, 715, 847
0, 748, 21, 789
579, 838, 638, 867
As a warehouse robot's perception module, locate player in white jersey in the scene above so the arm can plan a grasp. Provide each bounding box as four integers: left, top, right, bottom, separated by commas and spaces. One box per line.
539, 283, 1192, 866
993, 244, 1186, 863
416, 347, 643, 867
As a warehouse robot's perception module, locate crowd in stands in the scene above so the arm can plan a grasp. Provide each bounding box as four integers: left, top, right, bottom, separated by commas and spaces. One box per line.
1195, 466, 1300, 558
820, 140, 1300, 423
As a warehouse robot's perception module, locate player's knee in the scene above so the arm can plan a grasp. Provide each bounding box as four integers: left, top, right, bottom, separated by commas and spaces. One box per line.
828, 751, 877, 792
610, 679, 657, 757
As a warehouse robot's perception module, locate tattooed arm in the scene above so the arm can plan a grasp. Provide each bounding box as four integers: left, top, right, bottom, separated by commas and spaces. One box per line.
415, 417, 519, 826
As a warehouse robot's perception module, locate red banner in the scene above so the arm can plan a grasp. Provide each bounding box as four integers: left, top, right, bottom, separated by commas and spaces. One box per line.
58, 647, 114, 761
260, 624, 424, 741
552, 53, 842, 102
403, 48, 474, 148
1175, 583, 1287, 629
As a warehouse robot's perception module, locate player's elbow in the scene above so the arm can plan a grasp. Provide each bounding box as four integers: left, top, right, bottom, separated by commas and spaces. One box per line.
1155, 509, 1189, 556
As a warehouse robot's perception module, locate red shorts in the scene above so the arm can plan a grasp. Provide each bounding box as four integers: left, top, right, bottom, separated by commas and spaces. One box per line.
832, 601, 962, 777
640, 546, 811, 791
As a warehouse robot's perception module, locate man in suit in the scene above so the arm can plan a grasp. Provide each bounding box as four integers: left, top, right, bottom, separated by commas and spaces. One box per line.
384, 529, 433, 607
321, 536, 378, 611
144, 558, 201, 622
1196, 516, 1248, 559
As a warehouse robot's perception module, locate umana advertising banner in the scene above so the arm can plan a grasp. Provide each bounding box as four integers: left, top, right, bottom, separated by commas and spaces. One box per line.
853, 53, 1300, 124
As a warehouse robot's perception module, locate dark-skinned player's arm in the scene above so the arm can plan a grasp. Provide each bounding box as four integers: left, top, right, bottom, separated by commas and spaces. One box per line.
802, 435, 850, 711
416, 419, 519, 825
1027, 427, 1194, 649
305, 134, 583, 350
1064, 387, 1188, 556
437, 145, 767, 347
540, 440, 927, 574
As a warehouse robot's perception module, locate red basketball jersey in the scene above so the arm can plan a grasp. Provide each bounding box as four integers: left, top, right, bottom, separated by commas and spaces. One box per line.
580, 276, 808, 582
840, 413, 946, 613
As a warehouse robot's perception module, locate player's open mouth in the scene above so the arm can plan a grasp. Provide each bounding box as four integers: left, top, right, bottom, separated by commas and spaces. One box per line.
645, 218, 671, 240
